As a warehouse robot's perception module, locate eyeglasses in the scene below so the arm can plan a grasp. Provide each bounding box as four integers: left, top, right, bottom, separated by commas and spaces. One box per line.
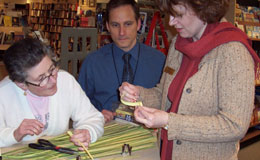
25, 63, 59, 87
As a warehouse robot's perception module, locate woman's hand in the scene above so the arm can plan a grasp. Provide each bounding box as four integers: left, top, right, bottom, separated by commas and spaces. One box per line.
134, 106, 169, 129
70, 129, 91, 151
119, 82, 140, 102
14, 119, 44, 142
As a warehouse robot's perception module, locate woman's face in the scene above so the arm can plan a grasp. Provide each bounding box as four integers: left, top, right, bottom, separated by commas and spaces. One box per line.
169, 4, 207, 41
24, 55, 58, 97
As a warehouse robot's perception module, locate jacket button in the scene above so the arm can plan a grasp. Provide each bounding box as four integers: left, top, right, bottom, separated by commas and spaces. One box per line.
186, 88, 192, 93
176, 140, 182, 145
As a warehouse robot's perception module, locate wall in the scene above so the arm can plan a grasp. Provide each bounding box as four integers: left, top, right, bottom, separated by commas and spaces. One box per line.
225, 0, 236, 24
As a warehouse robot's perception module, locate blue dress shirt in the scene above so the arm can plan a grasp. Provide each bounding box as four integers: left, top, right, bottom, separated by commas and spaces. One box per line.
78, 42, 165, 112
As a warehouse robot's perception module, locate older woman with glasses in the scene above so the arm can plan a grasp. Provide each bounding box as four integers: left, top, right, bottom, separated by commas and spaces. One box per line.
0, 38, 104, 150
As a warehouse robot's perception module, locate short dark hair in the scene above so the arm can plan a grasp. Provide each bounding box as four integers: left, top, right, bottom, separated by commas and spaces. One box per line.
3, 38, 55, 83
157, 0, 230, 23
106, 0, 140, 23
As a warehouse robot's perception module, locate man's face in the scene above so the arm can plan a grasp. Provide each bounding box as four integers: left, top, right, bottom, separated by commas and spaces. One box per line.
106, 5, 141, 52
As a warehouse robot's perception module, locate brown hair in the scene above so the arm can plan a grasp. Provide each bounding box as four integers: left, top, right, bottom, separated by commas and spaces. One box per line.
106, 0, 140, 23
157, 0, 230, 23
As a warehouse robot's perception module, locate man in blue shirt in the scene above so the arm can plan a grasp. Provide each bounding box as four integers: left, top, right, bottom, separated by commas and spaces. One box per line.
78, 0, 165, 123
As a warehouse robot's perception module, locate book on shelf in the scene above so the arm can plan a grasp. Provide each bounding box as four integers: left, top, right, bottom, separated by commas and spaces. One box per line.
245, 25, 260, 39
236, 5, 260, 23
4, 16, 12, 27
0, 15, 4, 26
14, 32, 24, 42
34, 30, 44, 42
1, 32, 5, 44
138, 11, 147, 34
236, 23, 245, 32
258, 108, 260, 122
0, 32, 4, 44
20, 16, 28, 27
12, 17, 19, 26
4, 33, 14, 44
243, 13, 255, 22
251, 106, 260, 126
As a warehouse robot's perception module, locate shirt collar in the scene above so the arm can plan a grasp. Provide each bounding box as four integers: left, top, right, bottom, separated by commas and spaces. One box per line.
113, 42, 139, 61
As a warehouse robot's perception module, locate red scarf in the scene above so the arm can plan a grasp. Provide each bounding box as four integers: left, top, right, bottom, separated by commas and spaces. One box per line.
160, 22, 260, 160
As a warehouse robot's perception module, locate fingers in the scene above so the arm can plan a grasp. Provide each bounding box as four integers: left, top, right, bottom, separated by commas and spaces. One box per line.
119, 82, 140, 102
101, 110, 115, 123
26, 125, 42, 135
77, 142, 89, 151
70, 129, 91, 150
14, 119, 44, 142
134, 107, 169, 128
139, 106, 157, 113
134, 107, 151, 127
121, 92, 136, 102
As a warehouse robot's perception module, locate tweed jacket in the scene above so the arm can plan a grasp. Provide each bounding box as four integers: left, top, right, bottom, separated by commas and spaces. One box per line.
139, 37, 255, 160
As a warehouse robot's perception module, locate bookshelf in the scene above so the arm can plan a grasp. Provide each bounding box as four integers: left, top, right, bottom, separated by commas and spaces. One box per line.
29, 2, 78, 55
240, 102, 260, 143
235, 0, 260, 41
0, 26, 23, 33
0, 26, 23, 51
235, 0, 260, 143
237, 21, 260, 41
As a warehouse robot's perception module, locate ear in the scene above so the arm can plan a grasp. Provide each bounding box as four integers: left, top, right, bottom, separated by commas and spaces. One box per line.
106, 21, 110, 32
137, 18, 141, 31
15, 81, 28, 91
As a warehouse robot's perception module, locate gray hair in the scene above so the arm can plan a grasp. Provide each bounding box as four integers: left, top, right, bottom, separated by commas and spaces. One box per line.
3, 38, 56, 82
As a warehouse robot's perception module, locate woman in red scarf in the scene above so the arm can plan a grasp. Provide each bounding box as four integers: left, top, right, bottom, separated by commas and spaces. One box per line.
119, 0, 259, 159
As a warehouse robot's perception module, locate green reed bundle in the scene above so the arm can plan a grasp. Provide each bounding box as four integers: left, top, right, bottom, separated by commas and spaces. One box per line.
2, 122, 157, 160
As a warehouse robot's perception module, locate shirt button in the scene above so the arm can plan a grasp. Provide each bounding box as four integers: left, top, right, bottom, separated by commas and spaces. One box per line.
186, 88, 192, 93
176, 140, 182, 145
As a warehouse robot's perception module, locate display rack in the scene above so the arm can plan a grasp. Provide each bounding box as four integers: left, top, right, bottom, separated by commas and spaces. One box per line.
0, 26, 23, 51
235, 0, 260, 143
29, 2, 77, 55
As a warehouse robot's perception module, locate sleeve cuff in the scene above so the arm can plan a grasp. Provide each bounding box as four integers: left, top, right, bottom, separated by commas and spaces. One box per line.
167, 113, 182, 140
0, 128, 18, 147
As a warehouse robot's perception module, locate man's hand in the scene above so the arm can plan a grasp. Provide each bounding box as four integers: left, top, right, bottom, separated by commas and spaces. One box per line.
69, 129, 91, 151
14, 119, 44, 142
102, 109, 116, 123
119, 82, 140, 102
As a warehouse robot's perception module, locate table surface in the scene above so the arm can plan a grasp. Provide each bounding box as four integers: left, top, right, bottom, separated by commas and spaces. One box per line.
1, 145, 160, 160
1, 120, 160, 160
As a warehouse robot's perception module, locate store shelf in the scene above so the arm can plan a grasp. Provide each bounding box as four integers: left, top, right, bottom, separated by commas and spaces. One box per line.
237, 21, 260, 26
138, 0, 156, 6
0, 26, 23, 34
241, 127, 260, 143
0, 44, 10, 51
250, 38, 260, 41
0, 27, 23, 51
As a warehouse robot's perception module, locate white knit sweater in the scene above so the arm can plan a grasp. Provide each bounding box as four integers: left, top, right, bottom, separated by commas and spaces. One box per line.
0, 70, 104, 147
